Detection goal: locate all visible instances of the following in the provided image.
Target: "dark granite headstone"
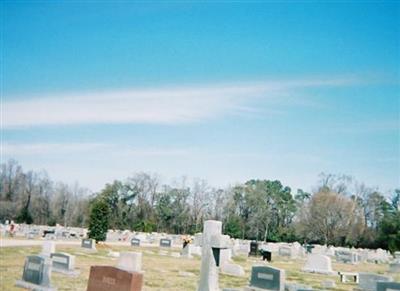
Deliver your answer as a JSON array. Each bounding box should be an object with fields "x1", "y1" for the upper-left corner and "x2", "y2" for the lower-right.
[
  {"x1": 16, "y1": 255, "x2": 54, "y2": 290},
  {"x1": 131, "y1": 238, "x2": 140, "y2": 247},
  {"x1": 23, "y1": 256, "x2": 46, "y2": 285},
  {"x1": 159, "y1": 238, "x2": 172, "y2": 248},
  {"x1": 42, "y1": 230, "x2": 55, "y2": 238},
  {"x1": 249, "y1": 265, "x2": 285, "y2": 291},
  {"x1": 261, "y1": 250, "x2": 272, "y2": 262},
  {"x1": 86, "y1": 266, "x2": 143, "y2": 291},
  {"x1": 82, "y1": 238, "x2": 95, "y2": 249},
  {"x1": 305, "y1": 245, "x2": 314, "y2": 254},
  {"x1": 249, "y1": 241, "x2": 259, "y2": 256},
  {"x1": 377, "y1": 281, "x2": 400, "y2": 291}
]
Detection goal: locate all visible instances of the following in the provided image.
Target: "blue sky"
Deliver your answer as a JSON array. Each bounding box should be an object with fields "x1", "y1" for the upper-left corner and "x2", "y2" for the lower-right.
[{"x1": 2, "y1": 2, "x2": 399, "y2": 194}]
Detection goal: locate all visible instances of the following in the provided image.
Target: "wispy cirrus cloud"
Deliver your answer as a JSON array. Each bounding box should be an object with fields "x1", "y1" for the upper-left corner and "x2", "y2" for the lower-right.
[
  {"x1": 2, "y1": 142, "x2": 192, "y2": 157},
  {"x1": 2, "y1": 143, "x2": 107, "y2": 156},
  {"x1": 3, "y1": 76, "x2": 362, "y2": 128}
]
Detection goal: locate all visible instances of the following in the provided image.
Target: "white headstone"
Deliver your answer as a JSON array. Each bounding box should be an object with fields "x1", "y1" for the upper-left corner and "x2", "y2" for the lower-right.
[
  {"x1": 41, "y1": 241, "x2": 55, "y2": 257},
  {"x1": 219, "y1": 249, "x2": 232, "y2": 265},
  {"x1": 116, "y1": 252, "x2": 142, "y2": 273},
  {"x1": 302, "y1": 254, "x2": 335, "y2": 275},
  {"x1": 221, "y1": 263, "x2": 245, "y2": 277},
  {"x1": 194, "y1": 233, "x2": 203, "y2": 246}
]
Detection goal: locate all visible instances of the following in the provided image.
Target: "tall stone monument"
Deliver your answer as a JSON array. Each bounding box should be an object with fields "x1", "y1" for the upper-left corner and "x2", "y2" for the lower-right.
[{"x1": 197, "y1": 220, "x2": 230, "y2": 291}]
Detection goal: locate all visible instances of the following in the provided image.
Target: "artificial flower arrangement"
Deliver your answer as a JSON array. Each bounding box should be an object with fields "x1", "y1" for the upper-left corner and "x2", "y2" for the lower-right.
[{"x1": 182, "y1": 236, "x2": 193, "y2": 248}]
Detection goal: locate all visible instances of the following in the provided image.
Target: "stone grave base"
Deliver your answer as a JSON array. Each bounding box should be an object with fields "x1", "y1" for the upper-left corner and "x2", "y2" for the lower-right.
[
  {"x1": 52, "y1": 267, "x2": 80, "y2": 277},
  {"x1": 302, "y1": 268, "x2": 336, "y2": 275},
  {"x1": 15, "y1": 280, "x2": 57, "y2": 291}
]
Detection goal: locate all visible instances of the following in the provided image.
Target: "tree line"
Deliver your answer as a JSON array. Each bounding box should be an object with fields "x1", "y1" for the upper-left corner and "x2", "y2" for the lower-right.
[{"x1": 1, "y1": 159, "x2": 399, "y2": 252}]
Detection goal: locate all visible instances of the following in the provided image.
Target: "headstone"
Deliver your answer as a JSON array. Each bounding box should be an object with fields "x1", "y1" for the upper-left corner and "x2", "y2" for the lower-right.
[
  {"x1": 278, "y1": 246, "x2": 292, "y2": 258},
  {"x1": 81, "y1": 238, "x2": 96, "y2": 250},
  {"x1": 302, "y1": 254, "x2": 335, "y2": 275},
  {"x1": 182, "y1": 244, "x2": 202, "y2": 258},
  {"x1": 197, "y1": 220, "x2": 230, "y2": 291},
  {"x1": 45, "y1": 233, "x2": 56, "y2": 240},
  {"x1": 336, "y1": 250, "x2": 358, "y2": 264},
  {"x1": 357, "y1": 273, "x2": 393, "y2": 291},
  {"x1": 249, "y1": 241, "x2": 259, "y2": 257},
  {"x1": 159, "y1": 238, "x2": 172, "y2": 248},
  {"x1": 389, "y1": 262, "x2": 400, "y2": 273},
  {"x1": 117, "y1": 252, "x2": 142, "y2": 273},
  {"x1": 182, "y1": 244, "x2": 193, "y2": 258},
  {"x1": 131, "y1": 238, "x2": 140, "y2": 247},
  {"x1": 367, "y1": 249, "x2": 391, "y2": 263},
  {"x1": 376, "y1": 282, "x2": 400, "y2": 291},
  {"x1": 86, "y1": 266, "x2": 143, "y2": 291},
  {"x1": 290, "y1": 242, "x2": 304, "y2": 258},
  {"x1": 304, "y1": 245, "x2": 314, "y2": 254},
  {"x1": 219, "y1": 249, "x2": 232, "y2": 265},
  {"x1": 15, "y1": 255, "x2": 55, "y2": 291},
  {"x1": 43, "y1": 230, "x2": 55, "y2": 238},
  {"x1": 261, "y1": 250, "x2": 272, "y2": 262},
  {"x1": 221, "y1": 263, "x2": 245, "y2": 277},
  {"x1": 41, "y1": 241, "x2": 56, "y2": 257},
  {"x1": 50, "y1": 252, "x2": 79, "y2": 276},
  {"x1": 194, "y1": 233, "x2": 203, "y2": 246},
  {"x1": 26, "y1": 231, "x2": 35, "y2": 239},
  {"x1": 244, "y1": 265, "x2": 285, "y2": 291},
  {"x1": 339, "y1": 271, "x2": 359, "y2": 283}
]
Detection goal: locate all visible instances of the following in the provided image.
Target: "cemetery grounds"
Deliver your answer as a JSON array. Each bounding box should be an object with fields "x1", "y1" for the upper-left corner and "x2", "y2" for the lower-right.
[{"x1": 0, "y1": 238, "x2": 399, "y2": 291}]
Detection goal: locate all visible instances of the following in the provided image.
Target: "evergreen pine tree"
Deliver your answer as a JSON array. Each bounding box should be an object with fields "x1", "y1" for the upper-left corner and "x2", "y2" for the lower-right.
[{"x1": 88, "y1": 197, "x2": 110, "y2": 242}]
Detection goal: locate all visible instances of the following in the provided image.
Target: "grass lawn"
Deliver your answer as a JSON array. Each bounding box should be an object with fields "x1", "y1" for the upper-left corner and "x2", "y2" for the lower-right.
[{"x1": 0, "y1": 243, "x2": 398, "y2": 290}]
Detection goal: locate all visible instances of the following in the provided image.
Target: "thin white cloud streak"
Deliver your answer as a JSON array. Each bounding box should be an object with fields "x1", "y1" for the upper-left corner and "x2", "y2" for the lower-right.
[
  {"x1": 2, "y1": 143, "x2": 107, "y2": 156},
  {"x1": 2, "y1": 142, "x2": 192, "y2": 157},
  {"x1": 3, "y1": 142, "x2": 326, "y2": 165},
  {"x1": 3, "y1": 77, "x2": 361, "y2": 128}
]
